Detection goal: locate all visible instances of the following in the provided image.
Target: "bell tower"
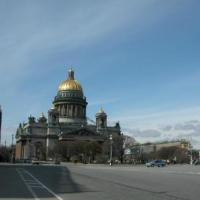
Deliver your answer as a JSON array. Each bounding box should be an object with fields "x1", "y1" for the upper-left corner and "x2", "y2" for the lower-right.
[{"x1": 96, "y1": 107, "x2": 107, "y2": 130}]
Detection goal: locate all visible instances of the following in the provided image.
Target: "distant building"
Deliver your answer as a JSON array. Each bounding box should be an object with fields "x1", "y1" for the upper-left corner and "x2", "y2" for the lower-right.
[
  {"x1": 0, "y1": 105, "x2": 2, "y2": 145},
  {"x1": 124, "y1": 140, "x2": 190, "y2": 163},
  {"x1": 15, "y1": 68, "x2": 121, "y2": 160},
  {"x1": 141, "y1": 140, "x2": 190, "y2": 154}
]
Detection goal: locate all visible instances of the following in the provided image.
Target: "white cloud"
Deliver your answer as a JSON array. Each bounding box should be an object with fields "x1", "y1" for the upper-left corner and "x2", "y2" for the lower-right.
[
  {"x1": 123, "y1": 128, "x2": 161, "y2": 138},
  {"x1": 113, "y1": 106, "x2": 200, "y2": 127},
  {"x1": 111, "y1": 107, "x2": 200, "y2": 148}
]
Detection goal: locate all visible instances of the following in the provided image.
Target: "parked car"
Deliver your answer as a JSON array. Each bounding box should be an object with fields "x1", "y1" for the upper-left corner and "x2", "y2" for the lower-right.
[
  {"x1": 194, "y1": 160, "x2": 200, "y2": 165},
  {"x1": 146, "y1": 160, "x2": 166, "y2": 167},
  {"x1": 31, "y1": 159, "x2": 40, "y2": 165}
]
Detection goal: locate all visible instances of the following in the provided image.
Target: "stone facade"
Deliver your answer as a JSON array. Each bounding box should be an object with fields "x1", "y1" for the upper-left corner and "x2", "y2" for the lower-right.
[{"x1": 15, "y1": 68, "x2": 121, "y2": 160}]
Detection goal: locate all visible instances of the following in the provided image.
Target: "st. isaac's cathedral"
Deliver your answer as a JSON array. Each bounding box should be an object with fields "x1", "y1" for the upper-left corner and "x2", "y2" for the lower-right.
[{"x1": 15, "y1": 68, "x2": 121, "y2": 160}]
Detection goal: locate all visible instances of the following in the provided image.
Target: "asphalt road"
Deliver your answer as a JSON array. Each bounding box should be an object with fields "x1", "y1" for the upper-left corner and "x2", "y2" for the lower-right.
[{"x1": 0, "y1": 163, "x2": 200, "y2": 200}]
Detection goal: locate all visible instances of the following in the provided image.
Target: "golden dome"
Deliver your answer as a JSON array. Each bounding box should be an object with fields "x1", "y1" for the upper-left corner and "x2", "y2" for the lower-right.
[
  {"x1": 58, "y1": 68, "x2": 83, "y2": 92},
  {"x1": 58, "y1": 79, "x2": 83, "y2": 91}
]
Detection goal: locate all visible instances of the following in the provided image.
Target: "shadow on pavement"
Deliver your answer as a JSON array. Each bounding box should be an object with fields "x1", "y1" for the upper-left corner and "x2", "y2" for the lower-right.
[{"x1": 0, "y1": 164, "x2": 90, "y2": 199}]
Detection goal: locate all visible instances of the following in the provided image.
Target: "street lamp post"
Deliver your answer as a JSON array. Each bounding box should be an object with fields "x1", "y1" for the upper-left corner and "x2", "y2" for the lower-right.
[
  {"x1": 190, "y1": 147, "x2": 193, "y2": 165},
  {"x1": 11, "y1": 134, "x2": 15, "y2": 163},
  {"x1": 109, "y1": 134, "x2": 113, "y2": 166},
  {"x1": 188, "y1": 137, "x2": 193, "y2": 165},
  {"x1": 11, "y1": 134, "x2": 14, "y2": 147}
]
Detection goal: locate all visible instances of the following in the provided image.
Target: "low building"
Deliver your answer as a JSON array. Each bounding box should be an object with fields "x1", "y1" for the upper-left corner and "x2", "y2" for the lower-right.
[{"x1": 124, "y1": 140, "x2": 190, "y2": 163}]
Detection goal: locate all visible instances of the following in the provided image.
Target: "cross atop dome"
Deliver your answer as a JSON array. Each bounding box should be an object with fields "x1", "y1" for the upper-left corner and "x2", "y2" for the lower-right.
[{"x1": 68, "y1": 67, "x2": 74, "y2": 80}]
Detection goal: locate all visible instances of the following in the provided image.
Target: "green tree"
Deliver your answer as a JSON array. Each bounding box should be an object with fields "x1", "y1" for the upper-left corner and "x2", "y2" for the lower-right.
[{"x1": 0, "y1": 146, "x2": 12, "y2": 162}]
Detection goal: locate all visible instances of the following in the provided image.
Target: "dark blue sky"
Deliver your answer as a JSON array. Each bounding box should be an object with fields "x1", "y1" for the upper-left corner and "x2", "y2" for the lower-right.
[{"x1": 0, "y1": 0, "x2": 200, "y2": 146}]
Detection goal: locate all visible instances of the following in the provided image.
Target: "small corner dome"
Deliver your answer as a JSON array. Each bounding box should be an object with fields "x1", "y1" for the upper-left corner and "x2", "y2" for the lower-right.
[
  {"x1": 38, "y1": 113, "x2": 47, "y2": 123},
  {"x1": 39, "y1": 113, "x2": 46, "y2": 119},
  {"x1": 96, "y1": 107, "x2": 107, "y2": 117}
]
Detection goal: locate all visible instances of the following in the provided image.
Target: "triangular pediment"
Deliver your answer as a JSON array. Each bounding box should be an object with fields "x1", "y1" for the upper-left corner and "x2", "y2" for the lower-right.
[{"x1": 59, "y1": 127, "x2": 105, "y2": 142}]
